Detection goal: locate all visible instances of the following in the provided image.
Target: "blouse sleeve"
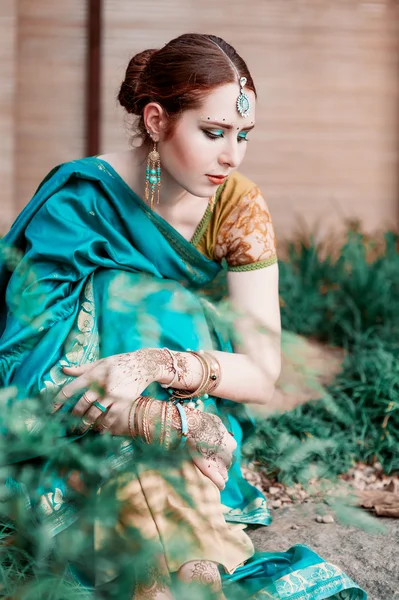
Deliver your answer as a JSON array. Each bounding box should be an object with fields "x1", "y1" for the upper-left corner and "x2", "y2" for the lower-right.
[{"x1": 213, "y1": 186, "x2": 277, "y2": 271}]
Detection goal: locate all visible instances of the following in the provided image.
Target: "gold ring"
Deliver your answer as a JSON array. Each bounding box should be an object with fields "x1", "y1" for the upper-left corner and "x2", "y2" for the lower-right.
[
  {"x1": 96, "y1": 423, "x2": 109, "y2": 433},
  {"x1": 83, "y1": 393, "x2": 92, "y2": 405},
  {"x1": 61, "y1": 389, "x2": 69, "y2": 399},
  {"x1": 82, "y1": 419, "x2": 92, "y2": 428}
]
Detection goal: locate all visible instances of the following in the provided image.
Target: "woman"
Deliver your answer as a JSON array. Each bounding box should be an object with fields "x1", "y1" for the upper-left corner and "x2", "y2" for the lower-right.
[{"x1": 0, "y1": 33, "x2": 366, "y2": 599}]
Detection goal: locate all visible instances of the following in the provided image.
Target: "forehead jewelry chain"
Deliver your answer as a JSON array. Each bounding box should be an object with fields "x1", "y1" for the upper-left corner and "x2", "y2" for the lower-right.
[{"x1": 207, "y1": 38, "x2": 251, "y2": 118}]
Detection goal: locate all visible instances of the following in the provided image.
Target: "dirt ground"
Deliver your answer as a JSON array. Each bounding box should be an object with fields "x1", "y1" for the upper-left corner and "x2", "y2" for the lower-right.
[
  {"x1": 253, "y1": 332, "x2": 345, "y2": 415},
  {"x1": 247, "y1": 504, "x2": 398, "y2": 600},
  {"x1": 246, "y1": 334, "x2": 398, "y2": 600}
]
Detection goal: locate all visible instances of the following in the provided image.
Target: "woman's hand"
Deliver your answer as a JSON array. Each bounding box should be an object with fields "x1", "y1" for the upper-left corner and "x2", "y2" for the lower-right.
[
  {"x1": 54, "y1": 349, "x2": 166, "y2": 432},
  {"x1": 185, "y1": 408, "x2": 237, "y2": 491},
  {"x1": 121, "y1": 399, "x2": 236, "y2": 491}
]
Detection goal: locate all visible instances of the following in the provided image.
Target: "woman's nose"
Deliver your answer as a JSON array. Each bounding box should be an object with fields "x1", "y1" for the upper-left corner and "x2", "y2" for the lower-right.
[{"x1": 219, "y1": 142, "x2": 241, "y2": 169}]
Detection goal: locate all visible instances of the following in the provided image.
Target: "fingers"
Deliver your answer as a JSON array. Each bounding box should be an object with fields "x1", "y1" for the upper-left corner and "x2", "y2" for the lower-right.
[
  {"x1": 94, "y1": 402, "x2": 131, "y2": 436},
  {"x1": 55, "y1": 363, "x2": 108, "y2": 407},
  {"x1": 216, "y1": 443, "x2": 234, "y2": 470},
  {"x1": 71, "y1": 389, "x2": 109, "y2": 418},
  {"x1": 93, "y1": 399, "x2": 131, "y2": 434},
  {"x1": 78, "y1": 408, "x2": 109, "y2": 433},
  {"x1": 214, "y1": 457, "x2": 229, "y2": 482},
  {"x1": 62, "y1": 364, "x2": 93, "y2": 375},
  {"x1": 192, "y1": 455, "x2": 226, "y2": 491},
  {"x1": 53, "y1": 376, "x2": 93, "y2": 409},
  {"x1": 225, "y1": 431, "x2": 237, "y2": 454},
  {"x1": 188, "y1": 428, "x2": 234, "y2": 472}
]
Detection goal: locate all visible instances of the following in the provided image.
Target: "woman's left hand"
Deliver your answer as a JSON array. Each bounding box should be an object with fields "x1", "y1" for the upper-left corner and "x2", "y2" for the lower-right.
[{"x1": 54, "y1": 349, "x2": 166, "y2": 433}]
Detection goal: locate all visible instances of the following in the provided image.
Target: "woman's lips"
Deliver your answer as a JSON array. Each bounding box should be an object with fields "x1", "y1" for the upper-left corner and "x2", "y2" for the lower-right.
[{"x1": 206, "y1": 175, "x2": 227, "y2": 185}]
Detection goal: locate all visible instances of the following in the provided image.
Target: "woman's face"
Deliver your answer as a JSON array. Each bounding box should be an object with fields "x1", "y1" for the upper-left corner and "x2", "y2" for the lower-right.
[{"x1": 158, "y1": 83, "x2": 256, "y2": 198}]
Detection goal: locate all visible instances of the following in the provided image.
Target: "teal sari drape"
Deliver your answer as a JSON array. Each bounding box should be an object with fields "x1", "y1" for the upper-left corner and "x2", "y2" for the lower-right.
[{"x1": 0, "y1": 157, "x2": 366, "y2": 599}]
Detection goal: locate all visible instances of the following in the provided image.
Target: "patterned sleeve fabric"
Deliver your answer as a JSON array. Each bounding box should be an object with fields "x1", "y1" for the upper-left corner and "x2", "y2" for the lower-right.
[{"x1": 214, "y1": 184, "x2": 277, "y2": 272}]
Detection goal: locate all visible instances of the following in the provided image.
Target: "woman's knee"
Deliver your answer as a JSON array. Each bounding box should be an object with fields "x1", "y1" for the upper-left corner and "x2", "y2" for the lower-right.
[{"x1": 177, "y1": 560, "x2": 222, "y2": 591}]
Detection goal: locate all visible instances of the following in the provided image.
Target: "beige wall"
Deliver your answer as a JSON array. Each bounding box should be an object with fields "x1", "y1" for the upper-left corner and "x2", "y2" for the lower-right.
[
  {"x1": 0, "y1": 0, "x2": 86, "y2": 223},
  {"x1": 102, "y1": 0, "x2": 399, "y2": 239},
  {"x1": 0, "y1": 0, "x2": 17, "y2": 230},
  {"x1": 15, "y1": 0, "x2": 87, "y2": 211},
  {"x1": 1, "y1": 1, "x2": 399, "y2": 239}
]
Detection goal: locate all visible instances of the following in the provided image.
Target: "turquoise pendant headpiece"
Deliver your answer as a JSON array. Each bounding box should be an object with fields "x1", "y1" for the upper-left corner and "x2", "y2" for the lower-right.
[{"x1": 237, "y1": 76, "x2": 251, "y2": 118}]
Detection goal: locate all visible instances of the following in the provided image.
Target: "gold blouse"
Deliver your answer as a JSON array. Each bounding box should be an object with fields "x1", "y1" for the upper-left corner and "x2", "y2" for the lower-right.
[{"x1": 193, "y1": 171, "x2": 277, "y2": 271}]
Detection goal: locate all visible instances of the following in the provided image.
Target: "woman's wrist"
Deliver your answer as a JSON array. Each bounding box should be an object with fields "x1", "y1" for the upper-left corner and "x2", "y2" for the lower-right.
[
  {"x1": 140, "y1": 396, "x2": 188, "y2": 449},
  {"x1": 132, "y1": 348, "x2": 174, "y2": 385},
  {"x1": 153, "y1": 349, "x2": 203, "y2": 390}
]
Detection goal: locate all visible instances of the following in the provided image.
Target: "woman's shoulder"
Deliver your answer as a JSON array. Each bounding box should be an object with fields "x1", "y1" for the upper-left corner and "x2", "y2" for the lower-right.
[
  {"x1": 214, "y1": 170, "x2": 261, "y2": 219},
  {"x1": 33, "y1": 156, "x2": 113, "y2": 197},
  {"x1": 220, "y1": 170, "x2": 258, "y2": 200},
  {"x1": 44, "y1": 155, "x2": 117, "y2": 179},
  {"x1": 36, "y1": 156, "x2": 94, "y2": 183},
  {"x1": 22, "y1": 156, "x2": 115, "y2": 225}
]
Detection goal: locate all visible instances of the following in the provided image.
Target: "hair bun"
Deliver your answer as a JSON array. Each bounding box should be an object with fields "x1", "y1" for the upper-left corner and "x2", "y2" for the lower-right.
[{"x1": 117, "y1": 49, "x2": 157, "y2": 115}]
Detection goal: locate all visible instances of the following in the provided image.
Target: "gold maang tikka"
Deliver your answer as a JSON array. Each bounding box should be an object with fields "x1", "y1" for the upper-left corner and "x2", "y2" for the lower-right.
[
  {"x1": 207, "y1": 37, "x2": 251, "y2": 118},
  {"x1": 145, "y1": 140, "x2": 161, "y2": 209}
]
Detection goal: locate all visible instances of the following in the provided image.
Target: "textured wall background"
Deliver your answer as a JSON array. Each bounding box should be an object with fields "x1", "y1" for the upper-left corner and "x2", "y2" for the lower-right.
[
  {"x1": 102, "y1": 0, "x2": 399, "y2": 239},
  {"x1": 0, "y1": 0, "x2": 17, "y2": 230},
  {"x1": 14, "y1": 0, "x2": 87, "y2": 212},
  {"x1": 2, "y1": 1, "x2": 399, "y2": 239}
]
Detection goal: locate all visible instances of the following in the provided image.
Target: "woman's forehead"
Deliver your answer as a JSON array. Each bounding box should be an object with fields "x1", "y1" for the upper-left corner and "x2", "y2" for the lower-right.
[{"x1": 195, "y1": 84, "x2": 256, "y2": 125}]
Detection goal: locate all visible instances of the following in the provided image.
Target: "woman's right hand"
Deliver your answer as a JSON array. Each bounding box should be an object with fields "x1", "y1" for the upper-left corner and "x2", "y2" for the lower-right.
[
  {"x1": 184, "y1": 408, "x2": 237, "y2": 491},
  {"x1": 145, "y1": 401, "x2": 236, "y2": 490},
  {"x1": 93, "y1": 398, "x2": 236, "y2": 491}
]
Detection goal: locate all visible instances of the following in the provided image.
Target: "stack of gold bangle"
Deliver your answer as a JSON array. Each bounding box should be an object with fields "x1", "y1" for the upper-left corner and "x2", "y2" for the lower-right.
[
  {"x1": 128, "y1": 395, "x2": 188, "y2": 451},
  {"x1": 170, "y1": 350, "x2": 222, "y2": 403}
]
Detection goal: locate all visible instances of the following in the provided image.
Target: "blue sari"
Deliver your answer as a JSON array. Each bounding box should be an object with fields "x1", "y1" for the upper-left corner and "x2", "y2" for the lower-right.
[{"x1": 0, "y1": 157, "x2": 366, "y2": 599}]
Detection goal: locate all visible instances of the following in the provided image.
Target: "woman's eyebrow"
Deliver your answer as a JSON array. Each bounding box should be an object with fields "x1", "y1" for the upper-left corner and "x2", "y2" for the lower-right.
[{"x1": 200, "y1": 120, "x2": 255, "y2": 132}]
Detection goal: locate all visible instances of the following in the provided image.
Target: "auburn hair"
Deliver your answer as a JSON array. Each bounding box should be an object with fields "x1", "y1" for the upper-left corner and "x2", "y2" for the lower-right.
[{"x1": 117, "y1": 33, "x2": 256, "y2": 144}]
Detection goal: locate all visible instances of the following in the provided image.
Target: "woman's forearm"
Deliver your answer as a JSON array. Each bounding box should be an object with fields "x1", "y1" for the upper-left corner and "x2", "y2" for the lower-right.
[
  {"x1": 210, "y1": 350, "x2": 280, "y2": 404},
  {"x1": 155, "y1": 347, "x2": 281, "y2": 405}
]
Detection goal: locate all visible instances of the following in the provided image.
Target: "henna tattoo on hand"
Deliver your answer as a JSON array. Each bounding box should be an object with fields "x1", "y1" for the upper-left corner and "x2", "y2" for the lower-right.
[
  {"x1": 185, "y1": 409, "x2": 225, "y2": 460},
  {"x1": 174, "y1": 352, "x2": 192, "y2": 387},
  {"x1": 131, "y1": 398, "x2": 233, "y2": 467},
  {"x1": 102, "y1": 349, "x2": 168, "y2": 398},
  {"x1": 179, "y1": 560, "x2": 222, "y2": 593},
  {"x1": 113, "y1": 349, "x2": 163, "y2": 388},
  {"x1": 158, "y1": 349, "x2": 192, "y2": 388}
]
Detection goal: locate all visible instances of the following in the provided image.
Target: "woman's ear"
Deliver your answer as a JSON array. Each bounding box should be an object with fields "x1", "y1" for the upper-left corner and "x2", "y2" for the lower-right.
[{"x1": 143, "y1": 102, "x2": 168, "y2": 142}]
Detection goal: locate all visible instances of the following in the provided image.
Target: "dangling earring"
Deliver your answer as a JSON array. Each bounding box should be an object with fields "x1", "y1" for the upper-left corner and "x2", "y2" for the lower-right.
[{"x1": 145, "y1": 140, "x2": 161, "y2": 210}]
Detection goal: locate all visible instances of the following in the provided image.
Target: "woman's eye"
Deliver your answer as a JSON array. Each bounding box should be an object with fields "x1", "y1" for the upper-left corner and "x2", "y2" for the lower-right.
[
  {"x1": 203, "y1": 130, "x2": 250, "y2": 142},
  {"x1": 238, "y1": 131, "x2": 249, "y2": 142},
  {"x1": 203, "y1": 130, "x2": 224, "y2": 140}
]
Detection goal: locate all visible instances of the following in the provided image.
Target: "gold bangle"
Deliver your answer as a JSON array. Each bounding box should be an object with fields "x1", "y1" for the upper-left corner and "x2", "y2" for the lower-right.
[
  {"x1": 194, "y1": 351, "x2": 212, "y2": 396},
  {"x1": 128, "y1": 397, "x2": 141, "y2": 438},
  {"x1": 164, "y1": 400, "x2": 173, "y2": 451},
  {"x1": 171, "y1": 351, "x2": 208, "y2": 400},
  {"x1": 135, "y1": 396, "x2": 147, "y2": 440},
  {"x1": 160, "y1": 400, "x2": 167, "y2": 446},
  {"x1": 184, "y1": 351, "x2": 210, "y2": 398},
  {"x1": 202, "y1": 351, "x2": 222, "y2": 395},
  {"x1": 142, "y1": 398, "x2": 154, "y2": 444},
  {"x1": 171, "y1": 351, "x2": 221, "y2": 401}
]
